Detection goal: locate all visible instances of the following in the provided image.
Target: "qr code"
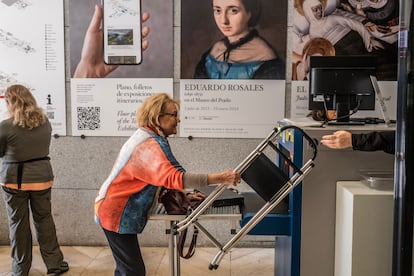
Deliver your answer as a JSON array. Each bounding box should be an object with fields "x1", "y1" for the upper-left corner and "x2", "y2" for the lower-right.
[
  {"x1": 47, "y1": 112, "x2": 54, "y2": 119},
  {"x1": 77, "y1": 106, "x2": 101, "y2": 130}
]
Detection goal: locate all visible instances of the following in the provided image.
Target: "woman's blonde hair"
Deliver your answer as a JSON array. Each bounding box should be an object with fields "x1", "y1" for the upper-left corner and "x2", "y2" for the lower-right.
[
  {"x1": 5, "y1": 84, "x2": 47, "y2": 129},
  {"x1": 137, "y1": 93, "x2": 179, "y2": 133}
]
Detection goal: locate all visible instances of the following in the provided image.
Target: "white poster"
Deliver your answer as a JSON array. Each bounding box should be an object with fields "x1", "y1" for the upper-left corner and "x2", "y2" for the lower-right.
[
  {"x1": 69, "y1": 0, "x2": 173, "y2": 136},
  {"x1": 71, "y1": 78, "x2": 173, "y2": 136},
  {"x1": 180, "y1": 79, "x2": 285, "y2": 138},
  {"x1": 290, "y1": 81, "x2": 397, "y2": 120},
  {"x1": 179, "y1": 0, "x2": 287, "y2": 139},
  {"x1": 0, "y1": 0, "x2": 66, "y2": 135}
]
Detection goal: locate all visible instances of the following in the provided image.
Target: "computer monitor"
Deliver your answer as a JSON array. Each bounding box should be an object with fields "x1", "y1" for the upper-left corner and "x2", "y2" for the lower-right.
[{"x1": 308, "y1": 55, "x2": 377, "y2": 123}]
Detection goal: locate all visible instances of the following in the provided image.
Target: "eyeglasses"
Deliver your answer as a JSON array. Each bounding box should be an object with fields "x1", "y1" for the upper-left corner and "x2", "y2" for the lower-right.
[{"x1": 162, "y1": 112, "x2": 179, "y2": 118}]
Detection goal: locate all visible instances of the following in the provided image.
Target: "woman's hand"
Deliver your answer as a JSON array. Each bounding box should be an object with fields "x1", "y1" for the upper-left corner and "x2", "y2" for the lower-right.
[
  {"x1": 208, "y1": 170, "x2": 241, "y2": 186},
  {"x1": 187, "y1": 191, "x2": 206, "y2": 201}
]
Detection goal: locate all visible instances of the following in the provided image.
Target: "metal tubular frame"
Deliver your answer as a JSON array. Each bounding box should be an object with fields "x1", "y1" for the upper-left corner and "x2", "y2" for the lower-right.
[{"x1": 173, "y1": 125, "x2": 318, "y2": 271}]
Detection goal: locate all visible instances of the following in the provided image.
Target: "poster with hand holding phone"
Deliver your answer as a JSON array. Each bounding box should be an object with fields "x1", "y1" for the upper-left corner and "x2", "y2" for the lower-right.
[
  {"x1": 102, "y1": 0, "x2": 142, "y2": 65},
  {"x1": 69, "y1": 0, "x2": 173, "y2": 136}
]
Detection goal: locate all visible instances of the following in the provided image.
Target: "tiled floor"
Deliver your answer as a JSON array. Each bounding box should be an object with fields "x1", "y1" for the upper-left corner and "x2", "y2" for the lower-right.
[{"x1": 0, "y1": 246, "x2": 274, "y2": 276}]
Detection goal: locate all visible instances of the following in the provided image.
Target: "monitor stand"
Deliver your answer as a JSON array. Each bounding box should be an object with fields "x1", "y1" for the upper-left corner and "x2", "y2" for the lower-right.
[{"x1": 328, "y1": 102, "x2": 365, "y2": 125}]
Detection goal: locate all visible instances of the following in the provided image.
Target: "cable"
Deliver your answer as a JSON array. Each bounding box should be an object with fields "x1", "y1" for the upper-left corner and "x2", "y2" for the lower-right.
[{"x1": 321, "y1": 96, "x2": 362, "y2": 126}]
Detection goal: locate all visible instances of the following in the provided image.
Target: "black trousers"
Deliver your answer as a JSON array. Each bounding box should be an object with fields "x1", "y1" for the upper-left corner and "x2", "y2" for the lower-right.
[{"x1": 103, "y1": 229, "x2": 146, "y2": 276}]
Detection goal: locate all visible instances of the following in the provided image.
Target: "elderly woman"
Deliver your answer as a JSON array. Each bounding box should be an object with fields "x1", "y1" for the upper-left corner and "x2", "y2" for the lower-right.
[
  {"x1": 94, "y1": 93, "x2": 240, "y2": 275},
  {"x1": 193, "y1": 0, "x2": 285, "y2": 79}
]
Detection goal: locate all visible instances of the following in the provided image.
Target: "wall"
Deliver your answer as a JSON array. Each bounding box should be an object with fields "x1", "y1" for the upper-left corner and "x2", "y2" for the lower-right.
[
  {"x1": 0, "y1": 0, "x2": 294, "y2": 247},
  {"x1": 0, "y1": 118, "x2": 278, "y2": 247},
  {"x1": 299, "y1": 126, "x2": 395, "y2": 276}
]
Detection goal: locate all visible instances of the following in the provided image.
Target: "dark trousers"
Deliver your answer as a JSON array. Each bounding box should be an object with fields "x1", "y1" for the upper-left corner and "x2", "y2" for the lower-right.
[
  {"x1": 103, "y1": 229, "x2": 146, "y2": 276},
  {"x1": 1, "y1": 187, "x2": 64, "y2": 276}
]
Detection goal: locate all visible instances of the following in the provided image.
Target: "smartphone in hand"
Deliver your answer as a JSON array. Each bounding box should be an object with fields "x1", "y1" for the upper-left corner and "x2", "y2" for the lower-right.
[{"x1": 102, "y1": 0, "x2": 142, "y2": 65}]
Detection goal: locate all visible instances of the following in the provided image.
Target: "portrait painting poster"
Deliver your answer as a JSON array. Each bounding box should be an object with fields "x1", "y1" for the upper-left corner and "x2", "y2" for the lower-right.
[
  {"x1": 290, "y1": 0, "x2": 399, "y2": 119},
  {"x1": 69, "y1": 0, "x2": 173, "y2": 136},
  {"x1": 180, "y1": 0, "x2": 288, "y2": 138},
  {"x1": 0, "y1": 0, "x2": 66, "y2": 135}
]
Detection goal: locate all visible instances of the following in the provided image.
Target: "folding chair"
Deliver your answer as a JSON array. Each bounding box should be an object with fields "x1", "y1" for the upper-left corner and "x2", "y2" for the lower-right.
[{"x1": 175, "y1": 125, "x2": 318, "y2": 270}]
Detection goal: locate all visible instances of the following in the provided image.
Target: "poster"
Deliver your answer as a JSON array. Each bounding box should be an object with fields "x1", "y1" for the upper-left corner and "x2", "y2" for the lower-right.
[
  {"x1": 180, "y1": 0, "x2": 288, "y2": 138},
  {"x1": 69, "y1": 0, "x2": 173, "y2": 136},
  {"x1": 71, "y1": 78, "x2": 172, "y2": 136},
  {"x1": 0, "y1": 0, "x2": 66, "y2": 135},
  {"x1": 180, "y1": 79, "x2": 285, "y2": 138},
  {"x1": 291, "y1": 0, "x2": 399, "y2": 119},
  {"x1": 291, "y1": 81, "x2": 397, "y2": 120}
]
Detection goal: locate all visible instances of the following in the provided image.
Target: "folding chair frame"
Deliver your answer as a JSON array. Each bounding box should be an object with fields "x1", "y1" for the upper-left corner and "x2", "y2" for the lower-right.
[{"x1": 174, "y1": 125, "x2": 318, "y2": 270}]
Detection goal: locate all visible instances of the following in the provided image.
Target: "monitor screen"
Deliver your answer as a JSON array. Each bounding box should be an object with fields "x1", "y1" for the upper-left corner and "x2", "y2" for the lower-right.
[{"x1": 308, "y1": 55, "x2": 377, "y2": 122}]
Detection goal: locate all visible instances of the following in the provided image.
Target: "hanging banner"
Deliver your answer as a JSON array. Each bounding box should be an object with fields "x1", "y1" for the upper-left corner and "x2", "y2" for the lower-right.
[
  {"x1": 71, "y1": 78, "x2": 172, "y2": 136},
  {"x1": 291, "y1": 0, "x2": 399, "y2": 119},
  {"x1": 0, "y1": 0, "x2": 66, "y2": 135},
  {"x1": 180, "y1": 0, "x2": 288, "y2": 138},
  {"x1": 180, "y1": 79, "x2": 285, "y2": 138},
  {"x1": 69, "y1": 0, "x2": 173, "y2": 136}
]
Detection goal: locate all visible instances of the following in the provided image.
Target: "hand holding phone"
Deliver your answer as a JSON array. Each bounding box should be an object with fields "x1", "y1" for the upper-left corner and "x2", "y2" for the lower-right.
[
  {"x1": 73, "y1": 4, "x2": 150, "y2": 78},
  {"x1": 102, "y1": 0, "x2": 142, "y2": 65}
]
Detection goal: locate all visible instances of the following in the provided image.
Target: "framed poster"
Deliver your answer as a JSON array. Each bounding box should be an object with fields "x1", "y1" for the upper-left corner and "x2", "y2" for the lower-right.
[
  {"x1": 69, "y1": 0, "x2": 173, "y2": 136},
  {"x1": 180, "y1": 0, "x2": 288, "y2": 138},
  {"x1": 0, "y1": 0, "x2": 66, "y2": 135},
  {"x1": 291, "y1": 0, "x2": 399, "y2": 120}
]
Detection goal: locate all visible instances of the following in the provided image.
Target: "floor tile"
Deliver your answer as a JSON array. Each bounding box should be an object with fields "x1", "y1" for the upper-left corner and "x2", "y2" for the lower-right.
[{"x1": 0, "y1": 246, "x2": 274, "y2": 276}]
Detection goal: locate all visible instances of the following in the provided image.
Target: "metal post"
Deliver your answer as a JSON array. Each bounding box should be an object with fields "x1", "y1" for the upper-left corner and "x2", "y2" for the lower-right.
[
  {"x1": 392, "y1": 0, "x2": 414, "y2": 274},
  {"x1": 168, "y1": 220, "x2": 180, "y2": 276}
]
